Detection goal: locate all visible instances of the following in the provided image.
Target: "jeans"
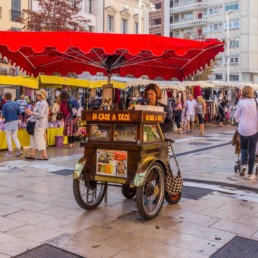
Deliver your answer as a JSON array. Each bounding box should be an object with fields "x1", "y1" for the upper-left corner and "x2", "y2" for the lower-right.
[
  {"x1": 6, "y1": 129, "x2": 21, "y2": 152},
  {"x1": 240, "y1": 132, "x2": 258, "y2": 174}
]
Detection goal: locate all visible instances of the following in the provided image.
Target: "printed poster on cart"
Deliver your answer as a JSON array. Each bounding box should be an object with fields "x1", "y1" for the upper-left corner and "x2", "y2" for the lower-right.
[{"x1": 96, "y1": 149, "x2": 127, "y2": 177}]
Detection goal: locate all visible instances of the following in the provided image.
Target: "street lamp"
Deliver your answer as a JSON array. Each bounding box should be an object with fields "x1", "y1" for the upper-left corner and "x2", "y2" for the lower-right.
[{"x1": 226, "y1": 10, "x2": 232, "y2": 83}]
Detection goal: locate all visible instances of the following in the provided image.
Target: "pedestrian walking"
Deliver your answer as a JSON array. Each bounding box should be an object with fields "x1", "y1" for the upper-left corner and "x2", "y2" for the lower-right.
[
  {"x1": 218, "y1": 96, "x2": 228, "y2": 127},
  {"x1": 2, "y1": 92, "x2": 23, "y2": 157},
  {"x1": 60, "y1": 90, "x2": 79, "y2": 149},
  {"x1": 174, "y1": 98, "x2": 183, "y2": 134},
  {"x1": 25, "y1": 89, "x2": 49, "y2": 160},
  {"x1": 196, "y1": 96, "x2": 206, "y2": 135},
  {"x1": 185, "y1": 94, "x2": 197, "y2": 134},
  {"x1": 16, "y1": 95, "x2": 27, "y2": 123},
  {"x1": 234, "y1": 86, "x2": 258, "y2": 180}
]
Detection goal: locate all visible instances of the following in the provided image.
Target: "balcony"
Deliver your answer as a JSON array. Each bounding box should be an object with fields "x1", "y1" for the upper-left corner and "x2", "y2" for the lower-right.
[
  {"x1": 170, "y1": 18, "x2": 208, "y2": 30},
  {"x1": 170, "y1": 2, "x2": 208, "y2": 14},
  {"x1": 10, "y1": 9, "x2": 22, "y2": 22}
]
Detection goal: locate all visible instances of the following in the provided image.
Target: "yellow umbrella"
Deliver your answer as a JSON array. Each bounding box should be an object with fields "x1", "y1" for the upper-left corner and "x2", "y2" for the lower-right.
[{"x1": 0, "y1": 76, "x2": 39, "y2": 89}]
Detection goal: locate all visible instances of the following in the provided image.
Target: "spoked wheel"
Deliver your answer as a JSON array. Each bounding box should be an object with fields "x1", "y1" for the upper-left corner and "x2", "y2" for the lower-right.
[
  {"x1": 165, "y1": 192, "x2": 182, "y2": 204},
  {"x1": 73, "y1": 178, "x2": 107, "y2": 210},
  {"x1": 122, "y1": 185, "x2": 136, "y2": 199},
  {"x1": 136, "y1": 162, "x2": 165, "y2": 220}
]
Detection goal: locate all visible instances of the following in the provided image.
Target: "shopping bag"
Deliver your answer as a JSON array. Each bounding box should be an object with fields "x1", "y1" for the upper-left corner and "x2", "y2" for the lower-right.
[{"x1": 26, "y1": 120, "x2": 36, "y2": 135}]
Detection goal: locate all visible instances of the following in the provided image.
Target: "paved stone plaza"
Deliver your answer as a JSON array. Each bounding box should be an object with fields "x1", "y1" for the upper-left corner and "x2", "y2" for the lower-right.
[{"x1": 0, "y1": 124, "x2": 258, "y2": 257}]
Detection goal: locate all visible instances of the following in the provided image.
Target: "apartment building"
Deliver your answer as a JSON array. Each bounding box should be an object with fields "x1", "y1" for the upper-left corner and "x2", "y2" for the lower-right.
[
  {"x1": 170, "y1": 0, "x2": 258, "y2": 83},
  {"x1": 0, "y1": 0, "x2": 29, "y2": 31}
]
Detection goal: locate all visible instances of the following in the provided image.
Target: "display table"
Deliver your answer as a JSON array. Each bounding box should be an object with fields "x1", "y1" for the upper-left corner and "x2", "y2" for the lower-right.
[
  {"x1": 0, "y1": 130, "x2": 30, "y2": 150},
  {"x1": 47, "y1": 128, "x2": 67, "y2": 146},
  {"x1": 0, "y1": 128, "x2": 67, "y2": 150}
]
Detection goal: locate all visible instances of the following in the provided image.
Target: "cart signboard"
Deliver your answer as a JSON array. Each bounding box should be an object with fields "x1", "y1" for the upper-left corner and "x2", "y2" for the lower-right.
[
  {"x1": 96, "y1": 149, "x2": 127, "y2": 177},
  {"x1": 84, "y1": 110, "x2": 166, "y2": 123}
]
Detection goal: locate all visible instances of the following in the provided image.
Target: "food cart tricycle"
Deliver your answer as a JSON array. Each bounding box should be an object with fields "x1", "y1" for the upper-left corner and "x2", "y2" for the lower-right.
[{"x1": 73, "y1": 109, "x2": 182, "y2": 220}]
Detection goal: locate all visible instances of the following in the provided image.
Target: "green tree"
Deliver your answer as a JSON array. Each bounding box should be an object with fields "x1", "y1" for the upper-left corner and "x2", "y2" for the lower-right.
[
  {"x1": 20, "y1": 0, "x2": 90, "y2": 31},
  {"x1": 193, "y1": 61, "x2": 215, "y2": 81}
]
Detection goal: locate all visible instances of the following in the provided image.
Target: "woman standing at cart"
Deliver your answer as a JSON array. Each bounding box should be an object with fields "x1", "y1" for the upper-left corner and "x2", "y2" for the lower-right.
[
  {"x1": 143, "y1": 83, "x2": 173, "y2": 133},
  {"x1": 234, "y1": 86, "x2": 258, "y2": 180},
  {"x1": 60, "y1": 90, "x2": 79, "y2": 149}
]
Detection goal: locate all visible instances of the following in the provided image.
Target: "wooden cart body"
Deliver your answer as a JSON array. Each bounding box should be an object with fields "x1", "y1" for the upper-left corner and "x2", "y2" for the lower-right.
[{"x1": 74, "y1": 110, "x2": 168, "y2": 187}]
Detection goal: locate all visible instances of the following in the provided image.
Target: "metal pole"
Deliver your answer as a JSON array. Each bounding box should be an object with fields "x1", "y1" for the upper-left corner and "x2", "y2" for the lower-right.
[
  {"x1": 226, "y1": 11, "x2": 230, "y2": 83},
  {"x1": 138, "y1": 0, "x2": 142, "y2": 34}
]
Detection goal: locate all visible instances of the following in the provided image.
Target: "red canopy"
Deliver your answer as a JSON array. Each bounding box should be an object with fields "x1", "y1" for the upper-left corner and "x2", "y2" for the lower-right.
[{"x1": 0, "y1": 31, "x2": 224, "y2": 81}]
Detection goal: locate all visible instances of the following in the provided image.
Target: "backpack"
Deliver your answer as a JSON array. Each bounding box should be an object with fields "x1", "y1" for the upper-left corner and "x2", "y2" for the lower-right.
[{"x1": 68, "y1": 97, "x2": 79, "y2": 117}]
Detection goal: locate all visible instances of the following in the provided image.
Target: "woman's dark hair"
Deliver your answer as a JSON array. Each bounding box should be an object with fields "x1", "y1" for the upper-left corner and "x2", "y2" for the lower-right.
[
  {"x1": 60, "y1": 90, "x2": 70, "y2": 103},
  {"x1": 4, "y1": 92, "x2": 12, "y2": 100},
  {"x1": 143, "y1": 83, "x2": 162, "y2": 100}
]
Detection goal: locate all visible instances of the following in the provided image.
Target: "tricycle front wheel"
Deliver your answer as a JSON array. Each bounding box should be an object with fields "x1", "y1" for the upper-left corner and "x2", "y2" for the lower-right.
[
  {"x1": 73, "y1": 178, "x2": 107, "y2": 210},
  {"x1": 136, "y1": 162, "x2": 165, "y2": 220}
]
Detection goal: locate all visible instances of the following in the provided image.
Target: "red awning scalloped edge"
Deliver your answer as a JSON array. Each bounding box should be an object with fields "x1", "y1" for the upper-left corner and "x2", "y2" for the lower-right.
[{"x1": 0, "y1": 31, "x2": 224, "y2": 81}]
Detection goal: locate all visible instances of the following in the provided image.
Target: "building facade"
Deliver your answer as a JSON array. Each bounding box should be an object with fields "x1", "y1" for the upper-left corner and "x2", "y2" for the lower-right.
[
  {"x1": 0, "y1": 0, "x2": 29, "y2": 31},
  {"x1": 102, "y1": 0, "x2": 151, "y2": 34},
  {"x1": 170, "y1": 0, "x2": 258, "y2": 83}
]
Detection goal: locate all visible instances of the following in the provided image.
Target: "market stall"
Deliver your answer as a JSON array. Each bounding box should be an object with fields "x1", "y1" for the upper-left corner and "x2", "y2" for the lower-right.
[{"x1": 0, "y1": 31, "x2": 224, "y2": 219}]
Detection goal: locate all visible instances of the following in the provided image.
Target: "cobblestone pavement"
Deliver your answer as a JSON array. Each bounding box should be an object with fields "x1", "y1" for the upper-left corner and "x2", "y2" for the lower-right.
[{"x1": 0, "y1": 124, "x2": 258, "y2": 257}]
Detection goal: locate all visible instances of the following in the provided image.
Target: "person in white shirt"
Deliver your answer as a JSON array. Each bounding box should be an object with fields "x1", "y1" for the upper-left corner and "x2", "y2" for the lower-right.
[
  {"x1": 16, "y1": 95, "x2": 27, "y2": 123},
  {"x1": 234, "y1": 86, "x2": 258, "y2": 180},
  {"x1": 185, "y1": 94, "x2": 197, "y2": 134}
]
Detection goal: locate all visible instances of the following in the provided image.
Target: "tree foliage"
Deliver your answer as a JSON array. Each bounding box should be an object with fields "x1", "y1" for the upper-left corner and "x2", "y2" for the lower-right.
[
  {"x1": 193, "y1": 61, "x2": 215, "y2": 81},
  {"x1": 20, "y1": 0, "x2": 90, "y2": 31}
]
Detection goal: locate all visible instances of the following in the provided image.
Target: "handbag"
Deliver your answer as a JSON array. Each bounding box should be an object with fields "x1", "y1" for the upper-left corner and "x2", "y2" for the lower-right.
[
  {"x1": 26, "y1": 120, "x2": 36, "y2": 135},
  {"x1": 165, "y1": 139, "x2": 183, "y2": 195}
]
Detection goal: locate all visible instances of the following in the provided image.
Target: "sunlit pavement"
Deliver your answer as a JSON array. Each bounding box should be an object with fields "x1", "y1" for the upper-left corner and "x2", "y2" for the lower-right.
[{"x1": 0, "y1": 123, "x2": 258, "y2": 257}]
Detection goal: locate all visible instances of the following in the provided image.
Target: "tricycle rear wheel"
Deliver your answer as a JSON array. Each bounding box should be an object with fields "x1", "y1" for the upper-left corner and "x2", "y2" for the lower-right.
[
  {"x1": 136, "y1": 162, "x2": 165, "y2": 220},
  {"x1": 165, "y1": 192, "x2": 182, "y2": 204},
  {"x1": 73, "y1": 178, "x2": 107, "y2": 210},
  {"x1": 122, "y1": 185, "x2": 136, "y2": 199}
]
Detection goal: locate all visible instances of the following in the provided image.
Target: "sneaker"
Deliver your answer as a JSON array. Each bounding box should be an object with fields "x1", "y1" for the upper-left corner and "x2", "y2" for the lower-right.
[
  {"x1": 248, "y1": 174, "x2": 256, "y2": 180},
  {"x1": 15, "y1": 150, "x2": 23, "y2": 157},
  {"x1": 186, "y1": 130, "x2": 191, "y2": 134},
  {"x1": 240, "y1": 165, "x2": 247, "y2": 177},
  {"x1": 4, "y1": 152, "x2": 13, "y2": 158}
]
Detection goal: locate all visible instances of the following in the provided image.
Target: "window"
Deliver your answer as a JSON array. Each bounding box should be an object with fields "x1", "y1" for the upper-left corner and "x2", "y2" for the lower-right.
[
  {"x1": 230, "y1": 56, "x2": 239, "y2": 64},
  {"x1": 150, "y1": 18, "x2": 162, "y2": 26},
  {"x1": 216, "y1": 57, "x2": 222, "y2": 65},
  {"x1": 135, "y1": 22, "x2": 138, "y2": 34},
  {"x1": 10, "y1": 27, "x2": 21, "y2": 31},
  {"x1": 185, "y1": 0, "x2": 193, "y2": 3},
  {"x1": 121, "y1": 19, "x2": 127, "y2": 34},
  {"x1": 170, "y1": 1, "x2": 173, "y2": 8},
  {"x1": 225, "y1": 3, "x2": 239, "y2": 11},
  {"x1": 89, "y1": 0, "x2": 92, "y2": 13},
  {"x1": 185, "y1": 12, "x2": 193, "y2": 20},
  {"x1": 107, "y1": 15, "x2": 114, "y2": 32},
  {"x1": 215, "y1": 74, "x2": 222, "y2": 80},
  {"x1": 174, "y1": 0, "x2": 179, "y2": 5},
  {"x1": 229, "y1": 19, "x2": 239, "y2": 29},
  {"x1": 230, "y1": 74, "x2": 239, "y2": 81},
  {"x1": 11, "y1": 0, "x2": 21, "y2": 21},
  {"x1": 155, "y1": 3, "x2": 162, "y2": 9},
  {"x1": 213, "y1": 22, "x2": 223, "y2": 31},
  {"x1": 174, "y1": 30, "x2": 179, "y2": 36},
  {"x1": 174, "y1": 15, "x2": 179, "y2": 22},
  {"x1": 229, "y1": 38, "x2": 239, "y2": 47}
]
